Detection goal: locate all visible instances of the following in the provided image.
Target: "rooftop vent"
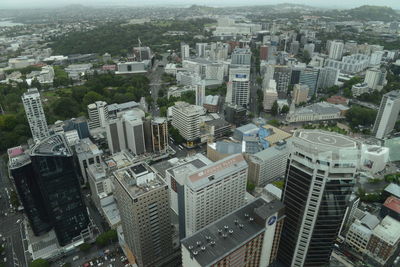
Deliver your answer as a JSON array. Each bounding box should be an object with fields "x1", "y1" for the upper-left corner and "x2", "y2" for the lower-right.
[
  {"x1": 239, "y1": 224, "x2": 244, "y2": 229},
  {"x1": 205, "y1": 236, "x2": 211, "y2": 241},
  {"x1": 244, "y1": 213, "x2": 249, "y2": 218},
  {"x1": 196, "y1": 241, "x2": 202, "y2": 247},
  {"x1": 234, "y1": 219, "x2": 239, "y2": 225},
  {"x1": 193, "y1": 250, "x2": 198, "y2": 256},
  {"x1": 224, "y1": 225, "x2": 229, "y2": 231},
  {"x1": 222, "y1": 233, "x2": 228, "y2": 238},
  {"x1": 210, "y1": 240, "x2": 216, "y2": 246},
  {"x1": 188, "y1": 245, "x2": 194, "y2": 250},
  {"x1": 218, "y1": 229, "x2": 222, "y2": 235},
  {"x1": 201, "y1": 246, "x2": 206, "y2": 251},
  {"x1": 229, "y1": 229, "x2": 234, "y2": 234},
  {"x1": 249, "y1": 217, "x2": 254, "y2": 222}
]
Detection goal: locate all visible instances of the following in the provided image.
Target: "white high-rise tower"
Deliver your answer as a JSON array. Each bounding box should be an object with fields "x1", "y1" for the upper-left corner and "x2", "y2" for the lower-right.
[
  {"x1": 372, "y1": 90, "x2": 400, "y2": 139},
  {"x1": 22, "y1": 88, "x2": 49, "y2": 143}
]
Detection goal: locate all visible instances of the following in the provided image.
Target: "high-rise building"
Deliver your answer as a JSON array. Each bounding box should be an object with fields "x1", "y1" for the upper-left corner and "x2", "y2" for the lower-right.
[
  {"x1": 317, "y1": 67, "x2": 339, "y2": 90},
  {"x1": 227, "y1": 77, "x2": 250, "y2": 107},
  {"x1": 87, "y1": 101, "x2": 109, "y2": 130},
  {"x1": 133, "y1": 46, "x2": 152, "y2": 61},
  {"x1": 369, "y1": 50, "x2": 384, "y2": 66},
  {"x1": 277, "y1": 130, "x2": 361, "y2": 267},
  {"x1": 290, "y1": 41, "x2": 300, "y2": 55},
  {"x1": 304, "y1": 43, "x2": 315, "y2": 56},
  {"x1": 195, "y1": 43, "x2": 207, "y2": 58},
  {"x1": 151, "y1": 117, "x2": 168, "y2": 153},
  {"x1": 364, "y1": 68, "x2": 387, "y2": 91},
  {"x1": 184, "y1": 154, "x2": 248, "y2": 237},
  {"x1": 181, "y1": 43, "x2": 190, "y2": 60},
  {"x1": 22, "y1": 88, "x2": 49, "y2": 143},
  {"x1": 273, "y1": 65, "x2": 292, "y2": 93},
  {"x1": 30, "y1": 134, "x2": 90, "y2": 246},
  {"x1": 8, "y1": 146, "x2": 52, "y2": 236},
  {"x1": 196, "y1": 81, "x2": 206, "y2": 106},
  {"x1": 299, "y1": 67, "x2": 320, "y2": 97},
  {"x1": 181, "y1": 198, "x2": 285, "y2": 267},
  {"x1": 75, "y1": 138, "x2": 103, "y2": 184},
  {"x1": 372, "y1": 90, "x2": 400, "y2": 139},
  {"x1": 246, "y1": 140, "x2": 290, "y2": 187},
  {"x1": 106, "y1": 110, "x2": 146, "y2": 154},
  {"x1": 328, "y1": 40, "x2": 344, "y2": 60},
  {"x1": 292, "y1": 84, "x2": 309, "y2": 105},
  {"x1": 263, "y1": 80, "x2": 278, "y2": 111},
  {"x1": 231, "y1": 48, "x2": 251, "y2": 65},
  {"x1": 171, "y1": 102, "x2": 203, "y2": 142},
  {"x1": 113, "y1": 163, "x2": 173, "y2": 267}
]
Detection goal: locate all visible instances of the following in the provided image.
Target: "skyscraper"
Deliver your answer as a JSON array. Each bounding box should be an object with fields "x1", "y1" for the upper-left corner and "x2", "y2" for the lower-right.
[
  {"x1": 22, "y1": 88, "x2": 49, "y2": 143},
  {"x1": 30, "y1": 134, "x2": 90, "y2": 246},
  {"x1": 328, "y1": 40, "x2": 344, "y2": 60},
  {"x1": 372, "y1": 90, "x2": 400, "y2": 139},
  {"x1": 113, "y1": 163, "x2": 172, "y2": 267},
  {"x1": 196, "y1": 81, "x2": 206, "y2": 106},
  {"x1": 277, "y1": 129, "x2": 361, "y2": 267},
  {"x1": 171, "y1": 101, "x2": 203, "y2": 143},
  {"x1": 151, "y1": 117, "x2": 168, "y2": 153},
  {"x1": 299, "y1": 67, "x2": 320, "y2": 97},
  {"x1": 87, "y1": 101, "x2": 109, "y2": 129},
  {"x1": 227, "y1": 78, "x2": 250, "y2": 107}
]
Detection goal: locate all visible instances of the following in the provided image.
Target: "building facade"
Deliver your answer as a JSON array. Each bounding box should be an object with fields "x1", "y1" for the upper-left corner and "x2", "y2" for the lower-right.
[{"x1": 372, "y1": 90, "x2": 400, "y2": 139}]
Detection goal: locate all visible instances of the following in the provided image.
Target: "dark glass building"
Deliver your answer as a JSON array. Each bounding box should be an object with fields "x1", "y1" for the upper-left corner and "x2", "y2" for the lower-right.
[
  {"x1": 8, "y1": 147, "x2": 52, "y2": 236},
  {"x1": 30, "y1": 134, "x2": 90, "y2": 246},
  {"x1": 277, "y1": 130, "x2": 360, "y2": 267}
]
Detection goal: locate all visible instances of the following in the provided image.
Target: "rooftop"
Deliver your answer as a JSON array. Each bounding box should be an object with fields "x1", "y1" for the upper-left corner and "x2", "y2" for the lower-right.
[
  {"x1": 292, "y1": 102, "x2": 349, "y2": 116},
  {"x1": 107, "y1": 101, "x2": 139, "y2": 113},
  {"x1": 187, "y1": 154, "x2": 247, "y2": 190},
  {"x1": 295, "y1": 129, "x2": 358, "y2": 149},
  {"x1": 114, "y1": 163, "x2": 166, "y2": 199},
  {"x1": 8, "y1": 146, "x2": 31, "y2": 170},
  {"x1": 31, "y1": 134, "x2": 72, "y2": 157},
  {"x1": 373, "y1": 215, "x2": 400, "y2": 245},
  {"x1": 383, "y1": 196, "x2": 400, "y2": 214},
  {"x1": 181, "y1": 198, "x2": 284, "y2": 266},
  {"x1": 75, "y1": 138, "x2": 102, "y2": 157},
  {"x1": 384, "y1": 183, "x2": 400, "y2": 199}
]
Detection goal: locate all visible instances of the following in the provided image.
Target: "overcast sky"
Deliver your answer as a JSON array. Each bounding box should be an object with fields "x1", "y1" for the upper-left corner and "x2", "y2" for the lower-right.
[{"x1": 1, "y1": 0, "x2": 400, "y2": 9}]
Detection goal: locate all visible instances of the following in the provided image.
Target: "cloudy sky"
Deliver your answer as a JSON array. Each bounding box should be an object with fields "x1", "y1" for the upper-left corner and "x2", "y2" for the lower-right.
[{"x1": 1, "y1": 0, "x2": 400, "y2": 9}]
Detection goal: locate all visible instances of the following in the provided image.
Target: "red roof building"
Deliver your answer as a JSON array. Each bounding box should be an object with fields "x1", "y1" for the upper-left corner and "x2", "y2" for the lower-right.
[
  {"x1": 381, "y1": 196, "x2": 400, "y2": 221},
  {"x1": 326, "y1": 95, "x2": 349, "y2": 105}
]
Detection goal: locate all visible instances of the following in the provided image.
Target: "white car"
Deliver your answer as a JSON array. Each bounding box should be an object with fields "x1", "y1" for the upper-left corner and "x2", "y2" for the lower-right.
[{"x1": 16, "y1": 219, "x2": 21, "y2": 224}]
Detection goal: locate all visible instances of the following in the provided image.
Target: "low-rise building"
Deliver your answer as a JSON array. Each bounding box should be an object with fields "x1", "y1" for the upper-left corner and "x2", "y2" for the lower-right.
[
  {"x1": 380, "y1": 196, "x2": 400, "y2": 222},
  {"x1": 286, "y1": 102, "x2": 349, "y2": 123},
  {"x1": 352, "y1": 83, "x2": 370, "y2": 97},
  {"x1": 346, "y1": 213, "x2": 379, "y2": 253}
]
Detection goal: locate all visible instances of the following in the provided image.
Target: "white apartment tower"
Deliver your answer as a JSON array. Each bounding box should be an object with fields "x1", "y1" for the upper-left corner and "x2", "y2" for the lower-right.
[
  {"x1": 184, "y1": 154, "x2": 248, "y2": 237},
  {"x1": 22, "y1": 88, "x2": 49, "y2": 143},
  {"x1": 195, "y1": 43, "x2": 207, "y2": 58},
  {"x1": 328, "y1": 41, "x2": 344, "y2": 60},
  {"x1": 263, "y1": 80, "x2": 278, "y2": 111},
  {"x1": 372, "y1": 90, "x2": 400, "y2": 139},
  {"x1": 88, "y1": 101, "x2": 109, "y2": 129},
  {"x1": 181, "y1": 43, "x2": 190, "y2": 60},
  {"x1": 196, "y1": 81, "x2": 206, "y2": 106}
]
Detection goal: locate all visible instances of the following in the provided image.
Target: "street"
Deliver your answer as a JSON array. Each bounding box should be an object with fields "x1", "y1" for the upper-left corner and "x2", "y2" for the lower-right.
[{"x1": 0, "y1": 158, "x2": 26, "y2": 267}]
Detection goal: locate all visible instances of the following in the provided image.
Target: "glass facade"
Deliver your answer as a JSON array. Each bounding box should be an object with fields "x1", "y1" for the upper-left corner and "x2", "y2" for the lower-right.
[{"x1": 31, "y1": 154, "x2": 89, "y2": 246}]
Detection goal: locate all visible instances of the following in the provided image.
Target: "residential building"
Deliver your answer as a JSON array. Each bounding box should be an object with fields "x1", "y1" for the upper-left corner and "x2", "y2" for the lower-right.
[
  {"x1": 328, "y1": 40, "x2": 344, "y2": 60},
  {"x1": 372, "y1": 90, "x2": 400, "y2": 139},
  {"x1": 88, "y1": 101, "x2": 109, "y2": 130},
  {"x1": 325, "y1": 54, "x2": 370, "y2": 74},
  {"x1": 196, "y1": 43, "x2": 207, "y2": 58},
  {"x1": 246, "y1": 140, "x2": 290, "y2": 187},
  {"x1": 352, "y1": 83, "x2": 370, "y2": 97},
  {"x1": 317, "y1": 67, "x2": 339, "y2": 90},
  {"x1": 364, "y1": 68, "x2": 387, "y2": 91},
  {"x1": 366, "y1": 216, "x2": 400, "y2": 265},
  {"x1": 113, "y1": 163, "x2": 173, "y2": 267},
  {"x1": 292, "y1": 84, "x2": 309, "y2": 105},
  {"x1": 263, "y1": 80, "x2": 278, "y2": 111},
  {"x1": 184, "y1": 154, "x2": 248, "y2": 237},
  {"x1": 277, "y1": 130, "x2": 361, "y2": 267},
  {"x1": 369, "y1": 50, "x2": 384, "y2": 66},
  {"x1": 181, "y1": 198, "x2": 285, "y2": 267},
  {"x1": 181, "y1": 43, "x2": 190, "y2": 60},
  {"x1": 171, "y1": 102, "x2": 203, "y2": 142},
  {"x1": 30, "y1": 134, "x2": 90, "y2": 246},
  {"x1": 22, "y1": 88, "x2": 49, "y2": 143},
  {"x1": 226, "y1": 77, "x2": 250, "y2": 107},
  {"x1": 196, "y1": 81, "x2": 206, "y2": 106},
  {"x1": 105, "y1": 110, "x2": 146, "y2": 154},
  {"x1": 273, "y1": 65, "x2": 292, "y2": 93}
]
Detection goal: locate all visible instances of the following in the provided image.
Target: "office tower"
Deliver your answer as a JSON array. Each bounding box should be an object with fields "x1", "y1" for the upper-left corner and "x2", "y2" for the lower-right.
[
  {"x1": 196, "y1": 81, "x2": 206, "y2": 106},
  {"x1": 299, "y1": 67, "x2": 320, "y2": 97},
  {"x1": 304, "y1": 43, "x2": 315, "y2": 56},
  {"x1": 292, "y1": 84, "x2": 309, "y2": 105},
  {"x1": 290, "y1": 41, "x2": 300, "y2": 55},
  {"x1": 372, "y1": 90, "x2": 400, "y2": 139},
  {"x1": 227, "y1": 77, "x2": 250, "y2": 107},
  {"x1": 113, "y1": 163, "x2": 172, "y2": 267},
  {"x1": 184, "y1": 154, "x2": 248, "y2": 237},
  {"x1": 231, "y1": 48, "x2": 252, "y2": 65},
  {"x1": 290, "y1": 67, "x2": 302, "y2": 85},
  {"x1": 328, "y1": 40, "x2": 344, "y2": 60},
  {"x1": 171, "y1": 101, "x2": 203, "y2": 142},
  {"x1": 87, "y1": 101, "x2": 109, "y2": 129},
  {"x1": 22, "y1": 88, "x2": 49, "y2": 143},
  {"x1": 181, "y1": 198, "x2": 285, "y2": 267},
  {"x1": 317, "y1": 67, "x2": 339, "y2": 90},
  {"x1": 75, "y1": 138, "x2": 103, "y2": 184},
  {"x1": 8, "y1": 146, "x2": 52, "y2": 236},
  {"x1": 151, "y1": 117, "x2": 168, "y2": 153},
  {"x1": 246, "y1": 140, "x2": 290, "y2": 187},
  {"x1": 224, "y1": 103, "x2": 247, "y2": 126},
  {"x1": 263, "y1": 80, "x2": 278, "y2": 111},
  {"x1": 364, "y1": 68, "x2": 387, "y2": 91},
  {"x1": 260, "y1": 45, "x2": 269, "y2": 60},
  {"x1": 277, "y1": 129, "x2": 361, "y2": 267},
  {"x1": 181, "y1": 43, "x2": 190, "y2": 60},
  {"x1": 106, "y1": 110, "x2": 145, "y2": 154},
  {"x1": 30, "y1": 134, "x2": 90, "y2": 246},
  {"x1": 195, "y1": 43, "x2": 207, "y2": 57},
  {"x1": 263, "y1": 64, "x2": 275, "y2": 89},
  {"x1": 273, "y1": 65, "x2": 292, "y2": 93}
]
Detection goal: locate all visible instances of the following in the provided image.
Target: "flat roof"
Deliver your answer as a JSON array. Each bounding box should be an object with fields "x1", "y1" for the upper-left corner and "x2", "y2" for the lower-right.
[
  {"x1": 31, "y1": 134, "x2": 72, "y2": 157},
  {"x1": 383, "y1": 196, "x2": 400, "y2": 214},
  {"x1": 373, "y1": 215, "x2": 400, "y2": 245},
  {"x1": 181, "y1": 198, "x2": 284, "y2": 266},
  {"x1": 296, "y1": 129, "x2": 358, "y2": 149}
]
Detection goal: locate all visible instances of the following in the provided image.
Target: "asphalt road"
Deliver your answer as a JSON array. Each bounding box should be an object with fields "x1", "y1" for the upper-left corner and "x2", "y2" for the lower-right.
[{"x1": 0, "y1": 158, "x2": 26, "y2": 267}]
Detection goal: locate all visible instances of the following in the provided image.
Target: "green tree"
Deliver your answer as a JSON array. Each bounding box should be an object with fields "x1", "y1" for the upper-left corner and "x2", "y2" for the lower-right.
[
  {"x1": 169, "y1": 127, "x2": 185, "y2": 144},
  {"x1": 281, "y1": 105, "x2": 290, "y2": 114},
  {"x1": 29, "y1": 259, "x2": 50, "y2": 267},
  {"x1": 79, "y1": 242, "x2": 92, "y2": 253},
  {"x1": 343, "y1": 87, "x2": 353, "y2": 98},
  {"x1": 271, "y1": 101, "x2": 279, "y2": 116}
]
